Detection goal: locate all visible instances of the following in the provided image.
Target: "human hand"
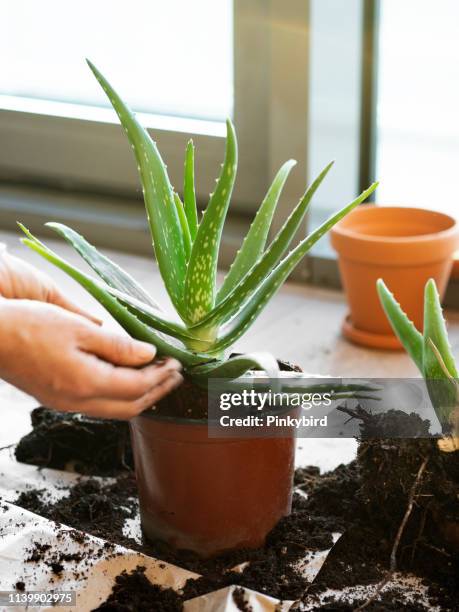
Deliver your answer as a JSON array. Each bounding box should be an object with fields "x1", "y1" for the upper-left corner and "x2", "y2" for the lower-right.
[
  {"x1": 0, "y1": 299, "x2": 183, "y2": 419},
  {"x1": 0, "y1": 247, "x2": 100, "y2": 323}
]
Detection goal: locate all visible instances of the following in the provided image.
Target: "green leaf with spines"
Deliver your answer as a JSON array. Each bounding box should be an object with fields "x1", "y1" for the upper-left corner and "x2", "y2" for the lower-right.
[
  {"x1": 217, "y1": 159, "x2": 297, "y2": 302},
  {"x1": 422, "y1": 279, "x2": 458, "y2": 428},
  {"x1": 184, "y1": 119, "x2": 238, "y2": 323},
  {"x1": 209, "y1": 183, "x2": 379, "y2": 351},
  {"x1": 46, "y1": 222, "x2": 161, "y2": 310},
  {"x1": 19, "y1": 225, "x2": 208, "y2": 367},
  {"x1": 104, "y1": 285, "x2": 212, "y2": 349},
  {"x1": 423, "y1": 279, "x2": 458, "y2": 379},
  {"x1": 184, "y1": 140, "x2": 198, "y2": 240},
  {"x1": 190, "y1": 352, "x2": 279, "y2": 381},
  {"x1": 376, "y1": 279, "x2": 423, "y2": 371},
  {"x1": 87, "y1": 60, "x2": 186, "y2": 315},
  {"x1": 190, "y1": 163, "x2": 345, "y2": 333},
  {"x1": 173, "y1": 193, "x2": 192, "y2": 260}
]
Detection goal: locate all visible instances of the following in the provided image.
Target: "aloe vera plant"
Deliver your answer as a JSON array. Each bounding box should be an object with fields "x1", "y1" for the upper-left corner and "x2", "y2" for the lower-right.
[
  {"x1": 378, "y1": 278, "x2": 459, "y2": 448},
  {"x1": 20, "y1": 61, "x2": 377, "y2": 387}
]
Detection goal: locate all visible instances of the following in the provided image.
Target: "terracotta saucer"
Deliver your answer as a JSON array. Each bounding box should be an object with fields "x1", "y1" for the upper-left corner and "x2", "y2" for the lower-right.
[{"x1": 341, "y1": 314, "x2": 403, "y2": 350}]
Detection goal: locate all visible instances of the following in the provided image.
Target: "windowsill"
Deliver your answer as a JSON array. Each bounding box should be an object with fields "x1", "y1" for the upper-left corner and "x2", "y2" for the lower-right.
[
  {"x1": 0, "y1": 95, "x2": 226, "y2": 138},
  {"x1": 0, "y1": 183, "x2": 248, "y2": 267}
]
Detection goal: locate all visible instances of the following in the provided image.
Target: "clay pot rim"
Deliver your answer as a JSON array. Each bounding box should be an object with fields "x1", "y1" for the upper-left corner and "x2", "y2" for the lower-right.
[{"x1": 331, "y1": 205, "x2": 458, "y2": 245}]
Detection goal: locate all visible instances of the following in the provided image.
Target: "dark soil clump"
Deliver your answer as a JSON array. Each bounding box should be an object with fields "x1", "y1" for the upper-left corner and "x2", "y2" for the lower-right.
[
  {"x1": 15, "y1": 407, "x2": 133, "y2": 475},
  {"x1": 92, "y1": 566, "x2": 183, "y2": 612}
]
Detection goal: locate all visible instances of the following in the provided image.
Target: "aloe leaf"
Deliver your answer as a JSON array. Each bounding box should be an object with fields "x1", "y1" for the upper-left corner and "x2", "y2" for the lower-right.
[
  {"x1": 87, "y1": 60, "x2": 186, "y2": 314},
  {"x1": 19, "y1": 227, "x2": 208, "y2": 367},
  {"x1": 174, "y1": 193, "x2": 192, "y2": 260},
  {"x1": 190, "y1": 351, "x2": 279, "y2": 381},
  {"x1": 184, "y1": 140, "x2": 198, "y2": 240},
  {"x1": 423, "y1": 279, "x2": 458, "y2": 378},
  {"x1": 376, "y1": 279, "x2": 423, "y2": 371},
  {"x1": 45, "y1": 222, "x2": 161, "y2": 310},
  {"x1": 200, "y1": 182, "x2": 378, "y2": 343},
  {"x1": 184, "y1": 119, "x2": 238, "y2": 323},
  {"x1": 191, "y1": 161, "x2": 335, "y2": 331},
  {"x1": 422, "y1": 280, "x2": 458, "y2": 428},
  {"x1": 217, "y1": 159, "x2": 297, "y2": 302},
  {"x1": 105, "y1": 285, "x2": 212, "y2": 349}
]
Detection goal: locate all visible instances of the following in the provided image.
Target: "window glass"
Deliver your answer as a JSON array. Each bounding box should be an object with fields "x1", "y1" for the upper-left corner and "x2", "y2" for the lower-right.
[
  {"x1": 0, "y1": 0, "x2": 233, "y2": 122},
  {"x1": 376, "y1": 0, "x2": 459, "y2": 214}
]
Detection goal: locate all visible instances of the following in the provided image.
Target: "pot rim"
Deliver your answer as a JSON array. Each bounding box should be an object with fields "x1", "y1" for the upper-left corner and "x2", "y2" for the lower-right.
[{"x1": 331, "y1": 205, "x2": 458, "y2": 245}]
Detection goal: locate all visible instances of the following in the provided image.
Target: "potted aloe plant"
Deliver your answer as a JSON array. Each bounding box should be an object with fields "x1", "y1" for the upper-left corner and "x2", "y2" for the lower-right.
[
  {"x1": 376, "y1": 278, "x2": 459, "y2": 550},
  {"x1": 19, "y1": 61, "x2": 377, "y2": 557}
]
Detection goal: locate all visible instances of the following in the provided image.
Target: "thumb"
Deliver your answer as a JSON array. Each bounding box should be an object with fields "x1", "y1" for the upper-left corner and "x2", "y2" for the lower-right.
[{"x1": 80, "y1": 327, "x2": 157, "y2": 366}]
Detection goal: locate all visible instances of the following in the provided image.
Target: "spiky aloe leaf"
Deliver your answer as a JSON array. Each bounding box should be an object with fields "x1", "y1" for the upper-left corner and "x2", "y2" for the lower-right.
[
  {"x1": 191, "y1": 162, "x2": 335, "y2": 331},
  {"x1": 46, "y1": 222, "x2": 161, "y2": 310},
  {"x1": 210, "y1": 183, "x2": 379, "y2": 351},
  {"x1": 105, "y1": 286, "x2": 212, "y2": 349},
  {"x1": 422, "y1": 280, "x2": 458, "y2": 428},
  {"x1": 190, "y1": 352, "x2": 279, "y2": 381},
  {"x1": 199, "y1": 182, "x2": 378, "y2": 348},
  {"x1": 217, "y1": 159, "x2": 297, "y2": 302},
  {"x1": 19, "y1": 226, "x2": 208, "y2": 367},
  {"x1": 423, "y1": 279, "x2": 458, "y2": 378},
  {"x1": 173, "y1": 193, "x2": 192, "y2": 260},
  {"x1": 184, "y1": 119, "x2": 238, "y2": 323},
  {"x1": 376, "y1": 279, "x2": 423, "y2": 371},
  {"x1": 87, "y1": 60, "x2": 186, "y2": 315},
  {"x1": 184, "y1": 140, "x2": 198, "y2": 240}
]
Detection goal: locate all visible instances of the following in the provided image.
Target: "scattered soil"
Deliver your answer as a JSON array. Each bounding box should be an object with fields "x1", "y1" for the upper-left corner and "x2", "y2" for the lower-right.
[
  {"x1": 7, "y1": 405, "x2": 458, "y2": 610},
  {"x1": 232, "y1": 587, "x2": 253, "y2": 611},
  {"x1": 92, "y1": 566, "x2": 183, "y2": 612},
  {"x1": 15, "y1": 407, "x2": 133, "y2": 475}
]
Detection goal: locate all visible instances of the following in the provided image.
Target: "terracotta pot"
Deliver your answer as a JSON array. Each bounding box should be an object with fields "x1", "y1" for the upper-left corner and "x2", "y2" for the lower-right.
[
  {"x1": 129, "y1": 411, "x2": 296, "y2": 558},
  {"x1": 330, "y1": 205, "x2": 459, "y2": 349}
]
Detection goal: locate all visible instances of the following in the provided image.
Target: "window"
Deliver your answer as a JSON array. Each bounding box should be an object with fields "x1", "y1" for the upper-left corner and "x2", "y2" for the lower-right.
[
  {"x1": 375, "y1": 0, "x2": 459, "y2": 216},
  {"x1": 1, "y1": 0, "x2": 233, "y2": 124},
  {"x1": 0, "y1": 1, "x2": 311, "y2": 258}
]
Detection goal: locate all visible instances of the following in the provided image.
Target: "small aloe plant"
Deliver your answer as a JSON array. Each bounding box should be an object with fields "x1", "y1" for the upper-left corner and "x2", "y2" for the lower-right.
[
  {"x1": 378, "y1": 278, "x2": 459, "y2": 450},
  {"x1": 19, "y1": 60, "x2": 377, "y2": 386}
]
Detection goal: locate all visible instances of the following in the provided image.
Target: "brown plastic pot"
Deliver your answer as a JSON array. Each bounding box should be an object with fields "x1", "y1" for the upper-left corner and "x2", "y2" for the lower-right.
[
  {"x1": 129, "y1": 410, "x2": 296, "y2": 558},
  {"x1": 331, "y1": 205, "x2": 459, "y2": 349}
]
